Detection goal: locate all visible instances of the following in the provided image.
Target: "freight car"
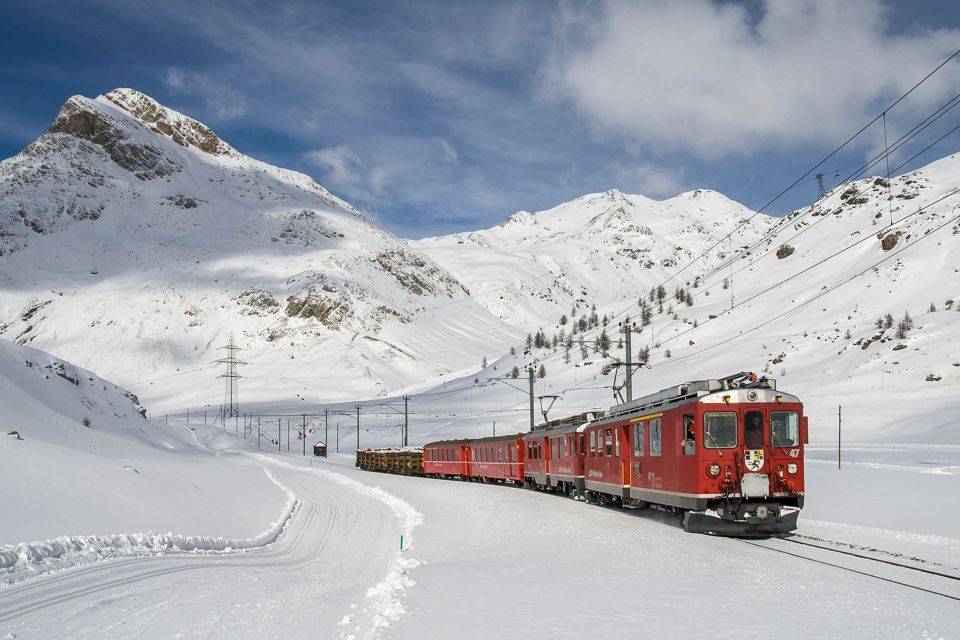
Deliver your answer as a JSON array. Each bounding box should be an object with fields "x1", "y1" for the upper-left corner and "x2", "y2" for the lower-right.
[{"x1": 367, "y1": 372, "x2": 806, "y2": 536}]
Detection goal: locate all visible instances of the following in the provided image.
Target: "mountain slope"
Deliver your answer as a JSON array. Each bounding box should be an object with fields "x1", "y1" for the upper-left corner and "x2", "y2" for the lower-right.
[
  {"x1": 0, "y1": 89, "x2": 516, "y2": 408},
  {"x1": 413, "y1": 188, "x2": 774, "y2": 330},
  {"x1": 0, "y1": 337, "x2": 285, "y2": 545},
  {"x1": 398, "y1": 154, "x2": 960, "y2": 445}
]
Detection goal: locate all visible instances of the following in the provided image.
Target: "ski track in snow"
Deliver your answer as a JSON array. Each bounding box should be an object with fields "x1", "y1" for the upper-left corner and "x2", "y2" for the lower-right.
[
  {"x1": 0, "y1": 467, "x2": 299, "y2": 587},
  {"x1": 249, "y1": 454, "x2": 425, "y2": 640}
]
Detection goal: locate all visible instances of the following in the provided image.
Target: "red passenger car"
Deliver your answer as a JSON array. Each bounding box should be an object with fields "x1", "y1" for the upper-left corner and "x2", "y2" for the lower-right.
[
  {"x1": 466, "y1": 434, "x2": 524, "y2": 483},
  {"x1": 522, "y1": 415, "x2": 593, "y2": 496},
  {"x1": 423, "y1": 440, "x2": 470, "y2": 478}
]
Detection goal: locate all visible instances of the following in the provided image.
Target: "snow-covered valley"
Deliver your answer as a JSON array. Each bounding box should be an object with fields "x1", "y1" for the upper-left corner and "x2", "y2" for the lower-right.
[{"x1": 2, "y1": 88, "x2": 959, "y2": 639}]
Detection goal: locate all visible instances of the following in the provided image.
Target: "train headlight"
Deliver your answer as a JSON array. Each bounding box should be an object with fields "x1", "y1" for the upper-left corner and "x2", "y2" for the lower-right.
[
  {"x1": 756, "y1": 505, "x2": 770, "y2": 519},
  {"x1": 787, "y1": 463, "x2": 798, "y2": 475},
  {"x1": 707, "y1": 463, "x2": 721, "y2": 478}
]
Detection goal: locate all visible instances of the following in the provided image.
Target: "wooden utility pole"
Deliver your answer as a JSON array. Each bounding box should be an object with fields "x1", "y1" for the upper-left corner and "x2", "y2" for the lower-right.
[
  {"x1": 403, "y1": 396, "x2": 409, "y2": 447},
  {"x1": 302, "y1": 413, "x2": 306, "y2": 456},
  {"x1": 325, "y1": 409, "x2": 329, "y2": 451},
  {"x1": 278, "y1": 419, "x2": 281, "y2": 452},
  {"x1": 356, "y1": 406, "x2": 361, "y2": 451}
]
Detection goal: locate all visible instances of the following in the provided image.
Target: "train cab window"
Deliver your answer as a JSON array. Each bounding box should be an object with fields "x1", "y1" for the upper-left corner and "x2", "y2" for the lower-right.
[
  {"x1": 589, "y1": 431, "x2": 597, "y2": 456},
  {"x1": 559, "y1": 436, "x2": 566, "y2": 458},
  {"x1": 704, "y1": 412, "x2": 737, "y2": 449},
  {"x1": 605, "y1": 430, "x2": 613, "y2": 456},
  {"x1": 614, "y1": 430, "x2": 620, "y2": 456},
  {"x1": 770, "y1": 411, "x2": 800, "y2": 447},
  {"x1": 744, "y1": 411, "x2": 764, "y2": 449},
  {"x1": 550, "y1": 438, "x2": 557, "y2": 459},
  {"x1": 683, "y1": 415, "x2": 696, "y2": 456},
  {"x1": 650, "y1": 418, "x2": 662, "y2": 457},
  {"x1": 579, "y1": 434, "x2": 585, "y2": 455},
  {"x1": 633, "y1": 423, "x2": 645, "y2": 456}
]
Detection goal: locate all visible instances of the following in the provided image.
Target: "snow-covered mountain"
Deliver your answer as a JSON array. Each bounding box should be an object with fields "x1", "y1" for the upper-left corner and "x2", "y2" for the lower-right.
[
  {"x1": 397, "y1": 153, "x2": 960, "y2": 444},
  {"x1": 414, "y1": 188, "x2": 773, "y2": 329},
  {"x1": 1, "y1": 88, "x2": 958, "y2": 437},
  {"x1": 0, "y1": 89, "x2": 516, "y2": 409}
]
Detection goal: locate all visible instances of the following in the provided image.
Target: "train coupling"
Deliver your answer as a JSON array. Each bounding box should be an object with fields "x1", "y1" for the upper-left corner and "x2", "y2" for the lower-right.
[{"x1": 682, "y1": 504, "x2": 799, "y2": 537}]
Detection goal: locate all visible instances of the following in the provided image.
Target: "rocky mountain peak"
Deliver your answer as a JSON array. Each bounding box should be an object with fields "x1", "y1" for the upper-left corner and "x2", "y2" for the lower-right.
[{"x1": 101, "y1": 88, "x2": 237, "y2": 157}]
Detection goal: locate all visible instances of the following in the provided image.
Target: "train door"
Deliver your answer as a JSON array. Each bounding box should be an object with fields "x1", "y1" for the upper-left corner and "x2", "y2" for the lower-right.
[
  {"x1": 619, "y1": 423, "x2": 631, "y2": 487},
  {"x1": 742, "y1": 406, "x2": 767, "y2": 474},
  {"x1": 675, "y1": 411, "x2": 699, "y2": 495},
  {"x1": 643, "y1": 414, "x2": 666, "y2": 496}
]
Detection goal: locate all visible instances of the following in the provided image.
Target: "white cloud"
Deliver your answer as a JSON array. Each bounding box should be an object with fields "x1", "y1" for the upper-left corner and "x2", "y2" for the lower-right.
[
  {"x1": 440, "y1": 138, "x2": 459, "y2": 163},
  {"x1": 303, "y1": 145, "x2": 386, "y2": 201},
  {"x1": 545, "y1": 0, "x2": 960, "y2": 158},
  {"x1": 615, "y1": 163, "x2": 685, "y2": 198},
  {"x1": 162, "y1": 68, "x2": 247, "y2": 121}
]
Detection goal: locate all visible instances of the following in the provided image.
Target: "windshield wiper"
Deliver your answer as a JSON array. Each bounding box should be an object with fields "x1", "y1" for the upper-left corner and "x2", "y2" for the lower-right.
[{"x1": 705, "y1": 428, "x2": 723, "y2": 455}]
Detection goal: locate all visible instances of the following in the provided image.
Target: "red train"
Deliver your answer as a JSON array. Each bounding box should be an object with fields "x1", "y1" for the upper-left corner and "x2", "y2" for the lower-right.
[{"x1": 421, "y1": 372, "x2": 806, "y2": 536}]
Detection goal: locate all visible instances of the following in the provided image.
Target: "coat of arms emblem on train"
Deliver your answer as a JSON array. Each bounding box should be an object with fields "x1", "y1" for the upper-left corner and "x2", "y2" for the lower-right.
[{"x1": 744, "y1": 449, "x2": 765, "y2": 471}]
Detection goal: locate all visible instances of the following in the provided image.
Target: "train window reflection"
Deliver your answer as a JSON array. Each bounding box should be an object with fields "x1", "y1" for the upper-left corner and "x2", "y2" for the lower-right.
[
  {"x1": 770, "y1": 411, "x2": 800, "y2": 447},
  {"x1": 704, "y1": 412, "x2": 737, "y2": 449},
  {"x1": 650, "y1": 418, "x2": 662, "y2": 456}
]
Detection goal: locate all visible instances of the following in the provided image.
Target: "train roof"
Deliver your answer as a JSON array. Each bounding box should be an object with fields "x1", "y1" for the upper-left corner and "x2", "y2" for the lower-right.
[
  {"x1": 599, "y1": 371, "x2": 797, "y2": 422},
  {"x1": 422, "y1": 439, "x2": 473, "y2": 447}
]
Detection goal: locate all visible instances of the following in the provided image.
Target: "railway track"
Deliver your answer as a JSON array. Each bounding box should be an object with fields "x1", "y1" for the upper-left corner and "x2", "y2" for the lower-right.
[{"x1": 736, "y1": 534, "x2": 960, "y2": 603}]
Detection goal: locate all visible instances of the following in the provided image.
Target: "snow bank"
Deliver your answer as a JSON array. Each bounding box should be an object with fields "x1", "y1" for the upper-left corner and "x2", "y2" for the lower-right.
[{"x1": 0, "y1": 468, "x2": 298, "y2": 586}]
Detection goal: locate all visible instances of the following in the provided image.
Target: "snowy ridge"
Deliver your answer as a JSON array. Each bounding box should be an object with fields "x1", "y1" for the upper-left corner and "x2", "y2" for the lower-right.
[
  {"x1": 414, "y1": 188, "x2": 773, "y2": 329},
  {"x1": 0, "y1": 467, "x2": 298, "y2": 586}
]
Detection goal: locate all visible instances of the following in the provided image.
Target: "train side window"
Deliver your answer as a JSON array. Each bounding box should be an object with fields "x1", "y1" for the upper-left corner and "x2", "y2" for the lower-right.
[
  {"x1": 650, "y1": 418, "x2": 662, "y2": 457},
  {"x1": 633, "y1": 423, "x2": 645, "y2": 456},
  {"x1": 605, "y1": 430, "x2": 613, "y2": 456},
  {"x1": 745, "y1": 411, "x2": 764, "y2": 449},
  {"x1": 683, "y1": 415, "x2": 696, "y2": 456},
  {"x1": 579, "y1": 434, "x2": 585, "y2": 454},
  {"x1": 614, "y1": 429, "x2": 620, "y2": 456},
  {"x1": 589, "y1": 431, "x2": 596, "y2": 456},
  {"x1": 770, "y1": 411, "x2": 800, "y2": 447}
]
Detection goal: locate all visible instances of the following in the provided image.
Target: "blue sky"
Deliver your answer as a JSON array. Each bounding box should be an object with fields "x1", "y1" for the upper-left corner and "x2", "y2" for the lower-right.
[{"x1": 1, "y1": 1, "x2": 959, "y2": 238}]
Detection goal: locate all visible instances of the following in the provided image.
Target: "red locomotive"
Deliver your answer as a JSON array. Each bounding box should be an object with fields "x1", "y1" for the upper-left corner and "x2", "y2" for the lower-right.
[{"x1": 414, "y1": 372, "x2": 806, "y2": 536}]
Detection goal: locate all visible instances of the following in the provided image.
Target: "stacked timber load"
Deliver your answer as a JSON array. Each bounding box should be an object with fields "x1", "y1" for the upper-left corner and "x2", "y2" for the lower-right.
[{"x1": 356, "y1": 447, "x2": 424, "y2": 476}]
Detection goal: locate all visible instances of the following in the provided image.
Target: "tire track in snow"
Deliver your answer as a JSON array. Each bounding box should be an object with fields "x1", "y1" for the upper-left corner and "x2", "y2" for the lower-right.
[{"x1": 250, "y1": 455, "x2": 424, "y2": 640}]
